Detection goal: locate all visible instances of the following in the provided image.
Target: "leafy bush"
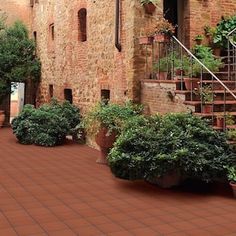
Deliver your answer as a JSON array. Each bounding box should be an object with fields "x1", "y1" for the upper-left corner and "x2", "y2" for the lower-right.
[
  {"x1": 12, "y1": 100, "x2": 80, "y2": 147},
  {"x1": 108, "y1": 113, "x2": 234, "y2": 182},
  {"x1": 213, "y1": 15, "x2": 236, "y2": 48}
]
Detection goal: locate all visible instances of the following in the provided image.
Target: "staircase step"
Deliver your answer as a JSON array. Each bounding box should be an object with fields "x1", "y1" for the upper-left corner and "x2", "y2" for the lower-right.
[
  {"x1": 175, "y1": 90, "x2": 236, "y2": 94},
  {"x1": 184, "y1": 100, "x2": 236, "y2": 105},
  {"x1": 226, "y1": 125, "x2": 236, "y2": 129},
  {"x1": 194, "y1": 112, "x2": 236, "y2": 117}
]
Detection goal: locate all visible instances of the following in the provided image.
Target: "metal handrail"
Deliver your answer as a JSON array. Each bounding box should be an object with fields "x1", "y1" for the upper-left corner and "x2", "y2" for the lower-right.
[{"x1": 172, "y1": 36, "x2": 236, "y2": 100}]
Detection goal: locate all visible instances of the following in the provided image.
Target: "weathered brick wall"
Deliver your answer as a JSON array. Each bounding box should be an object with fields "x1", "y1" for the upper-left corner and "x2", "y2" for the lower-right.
[
  {"x1": 189, "y1": 0, "x2": 236, "y2": 47},
  {"x1": 141, "y1": 80, "x2": 194, "y2": 115}
]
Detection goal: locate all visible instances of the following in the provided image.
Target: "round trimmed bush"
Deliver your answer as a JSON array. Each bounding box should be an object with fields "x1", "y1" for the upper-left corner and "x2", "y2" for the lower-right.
[{"x1": 108, "y1": 113, "x2": 234, "y2": 182}]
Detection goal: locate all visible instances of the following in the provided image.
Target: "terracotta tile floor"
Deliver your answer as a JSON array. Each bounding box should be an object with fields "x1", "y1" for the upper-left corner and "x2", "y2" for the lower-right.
[{"x1": 0, "y1": 128, "x2": 236, "y2": 236}]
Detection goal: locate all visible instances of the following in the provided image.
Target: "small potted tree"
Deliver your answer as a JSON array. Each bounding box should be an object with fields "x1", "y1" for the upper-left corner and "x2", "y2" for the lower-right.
[
  {"x1": 154, "y1": 18, "x2": 175, "y2": 43},
  {"x1": 227, "y1": 166, "x2": 236, "y2": 198},
  {"x1": 199, "y1": 85, "x2": 214, "y2": 114},
  {"x1": 82, "y1": 101, "x2": 143, "y2": 164}
]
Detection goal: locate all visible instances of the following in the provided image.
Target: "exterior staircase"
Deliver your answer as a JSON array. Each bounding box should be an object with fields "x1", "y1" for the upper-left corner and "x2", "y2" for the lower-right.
[{"x1": 142, "y1": 33, "x2": 236, "y2": 147}]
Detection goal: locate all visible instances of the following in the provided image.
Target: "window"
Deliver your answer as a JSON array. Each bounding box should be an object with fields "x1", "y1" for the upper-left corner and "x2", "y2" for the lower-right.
[
  {"x1": 78, "y1": 8, "x2": 87, "y2": 42},
  {"x1": 49, "y1": 85, "x2": 53, "y2": 99},
  {"x1": 64, "y1": 89, "x2": 73, "y2": 104},
  {"x1": 101, "y1": 89, "x2": 110, "y2": 104},
  {"x1": 49, "y1": 24, "x2": 55, "y2": 41}
]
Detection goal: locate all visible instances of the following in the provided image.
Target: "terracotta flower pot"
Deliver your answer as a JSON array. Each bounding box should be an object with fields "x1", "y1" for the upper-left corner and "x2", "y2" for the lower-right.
[
  {"x1": 154, "y1": 33, "x2": 170, "y2": 43},
  {"x1": 156, "y1": 72, "x2": 168, "y2": 80},
  {"x1": 213, "y1": 48, "x2": 221, "y2": 57},
  {"x1": 0, "y1": 110, "x2": 5, "y2": 127},
  {"x1": 175, "y1": 69, "x2": 184, "y2": 76},
  {"x1": 95, "y1": 127, "x2": 117, "y2": 165},
  {"x1": 202, "y1": 105, "x2": 213, "y2": 114},
  {"x1": 230, "y1": 182, "x2": 236, "y2": 198},
  {"x1": 216, "y1": 117, "x2": 224, "y2": 128},
  {"x1": 139, "y1": 36, "x2": 154, "y2": 45},
  {"x1": 143, "y1": 2, "x2": 156, "y2": 14},
  {"x1": 184, "y1": 78, "x2": 200, "y2": 90}
]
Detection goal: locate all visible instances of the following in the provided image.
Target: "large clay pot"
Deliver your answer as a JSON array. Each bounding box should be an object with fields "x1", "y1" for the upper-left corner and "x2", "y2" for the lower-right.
[
  {"x1": 156, "y1": 72, "x2": 168, "y2": 80},
  {"x1": 230, "y1": 182, "x2": 236, "y2": 198},
  {"x1": 95, "y1": 127, "x2": 117, "y2": 165},
  {"x1": 216, "y1": 117, "x2": 224, "y2": 129},
  {"x1": 147, "y1": 170, "x2": 182, "y2": 188},
  {"x1": 0, "y1": 110, "x2": 5, "y2": 127},
  {"x1": 143, "y1": 2, "x2": 156, "y2": 14}
]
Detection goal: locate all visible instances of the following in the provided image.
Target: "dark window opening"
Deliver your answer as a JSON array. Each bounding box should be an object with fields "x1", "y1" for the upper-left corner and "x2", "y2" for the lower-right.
[
  {"x1": 78, "y1": 8, "x2": 87, "y2": 42},
  {"x1": 101, "y1": 89, "x2": 110, "y2": 104},
  {"x1": 49, "y1": 24, "x2": 55, "y2": 41},
  {"x1": 64, "y1": 89, "x2": 73, "y2": 104},
  {"x1": 49, "y1": 85, "x2": 53, "y2": 99}
]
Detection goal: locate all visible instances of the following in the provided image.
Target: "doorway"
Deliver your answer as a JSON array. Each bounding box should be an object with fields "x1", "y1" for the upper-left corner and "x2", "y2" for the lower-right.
[
  {"x1": 10, "y1": 82, "x2": 25, "y2": 122},
  {"x1": 163, "y1": 0, "x2": 185, "y2": 42}
]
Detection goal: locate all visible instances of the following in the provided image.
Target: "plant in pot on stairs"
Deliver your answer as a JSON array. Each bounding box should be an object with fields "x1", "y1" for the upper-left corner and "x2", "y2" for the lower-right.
[{"x1": 82, "y1": 101, "x2": 143, "y2": 164}]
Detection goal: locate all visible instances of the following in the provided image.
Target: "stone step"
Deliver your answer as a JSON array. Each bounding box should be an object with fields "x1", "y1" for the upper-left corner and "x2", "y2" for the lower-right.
[{"x1": 184, "y1": 100, "x2": 236, "y2": 105}]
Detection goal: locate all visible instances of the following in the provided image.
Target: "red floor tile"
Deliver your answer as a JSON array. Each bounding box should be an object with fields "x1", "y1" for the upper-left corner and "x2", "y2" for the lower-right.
[{"x1": 1, "y1": 128, "x2": 236, "y2": 235}]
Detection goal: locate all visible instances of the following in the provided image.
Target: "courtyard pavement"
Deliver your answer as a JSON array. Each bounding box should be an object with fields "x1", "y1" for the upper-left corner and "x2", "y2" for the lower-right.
[{"x1": 0, "y1": 128, "x2": 236, "y2": 236}]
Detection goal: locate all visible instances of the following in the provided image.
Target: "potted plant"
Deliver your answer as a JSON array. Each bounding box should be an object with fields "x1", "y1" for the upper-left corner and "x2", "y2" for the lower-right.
[
  {"x1": 227, "y1": 166, "x2": 236, "y2": 198},
  {"x1": 153, "y1": 18, "x2": 175, "y2": 43},
  {"x1": 82, "y1": 101, "x2": 143, "y2": 164},
  {"x1": 0, "y1": 110, "x2": 5, "y2": 127},
  {"x1": 199, "y1": 85, "x2": 214, "y2": 113},
  {"x1": 194, "y1": 34, "x2": 204, "y2": 45},
  {"x1": 227, "y1": 129, "x2": 236, "y2": 141},
  {"x1": 153, "y1": 56, "x2": 170, "y2": 80},
  {"x1": 140, "y1": 0, "x2": 157, "y2": 14},
  {"x1": 216, "y1": 115, "x2": 225, "y2": 129}
]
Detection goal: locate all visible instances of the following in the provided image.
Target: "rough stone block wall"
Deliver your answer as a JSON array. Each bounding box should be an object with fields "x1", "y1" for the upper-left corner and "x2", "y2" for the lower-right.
[
  {"x1": 32, "y1": 0, "x2": 138, "y2": 113},
  {"x1": 141, "y1": 80, "x2": 194, "y2": 115}
]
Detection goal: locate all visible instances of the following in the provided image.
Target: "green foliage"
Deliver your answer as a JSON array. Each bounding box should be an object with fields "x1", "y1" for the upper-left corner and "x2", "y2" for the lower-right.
[
  {"x1": 194, "y1": 34, "x2": 204, "y2": 41},
  {"x1": 191, "y1": 45, "x2": 223, "y2": 76},
  {"x1": 213, "y1": 15, "x2": 236, "y2": 48},
  {"x1": 227, "y1": 129, "x2": 236, "y2": 141},
  {"x1": 108, "y1": 113, "x2": 233, "y2": 182},
  {"x1": 82, "y1": 101, "x2": 143, "y2": 137},
  {"x1": 227, "y1": 166, "x2": 236, "y2": 183},
  {"x1": 12, "y1": 100, "x2": 81, "y2": 147},
  {"x1": 0, "y1": 18, "x2": 41, "y2": 99}
]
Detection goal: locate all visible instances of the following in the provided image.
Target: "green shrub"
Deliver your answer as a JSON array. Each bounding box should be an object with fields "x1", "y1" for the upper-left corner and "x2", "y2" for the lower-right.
[
  {"x1": 12, "y1": 100, "x2": 80, "y2": 147},
  {"x1": 108, "y1": 113, "x2": 234, "y2": 182}
]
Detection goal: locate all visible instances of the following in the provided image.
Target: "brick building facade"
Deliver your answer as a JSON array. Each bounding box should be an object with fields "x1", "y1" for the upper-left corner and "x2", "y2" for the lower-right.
[{"x1": 1, "y1": 0, "x2": 236, "y2": 115}]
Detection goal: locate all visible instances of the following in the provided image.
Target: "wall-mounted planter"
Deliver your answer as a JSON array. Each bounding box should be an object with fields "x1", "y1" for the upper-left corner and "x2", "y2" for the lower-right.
[
  {"x1": 154, "y1": 33, "x2": 170, "y2": 43},
  {"x1": 139, "y1": 36, "x2": 154, "y2": 45},
  {"x1": 143, "y1": 3, "x2": 156, "y2": 14}
]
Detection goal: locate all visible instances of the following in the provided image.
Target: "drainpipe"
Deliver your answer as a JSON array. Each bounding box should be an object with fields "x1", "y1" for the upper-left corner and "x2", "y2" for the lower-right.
[{"x1": 115, "y1": 0, "x2": 122, "y2": 52}]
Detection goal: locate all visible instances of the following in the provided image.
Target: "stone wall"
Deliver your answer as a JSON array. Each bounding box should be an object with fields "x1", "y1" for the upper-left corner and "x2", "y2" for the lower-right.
[
  {"x1": 32, "y1": 0, "x2": 141, "y2": 113},
  {"x1": 141, "y1": 80, "x2": 194, "y2": 115}
]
